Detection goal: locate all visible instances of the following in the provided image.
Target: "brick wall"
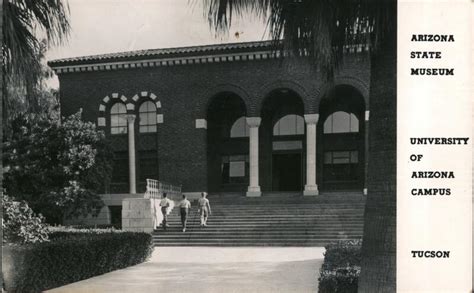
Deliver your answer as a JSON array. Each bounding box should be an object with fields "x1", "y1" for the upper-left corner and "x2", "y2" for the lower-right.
[{"x1": 58, "y1": 52, "x2": 370, "y2": 193}]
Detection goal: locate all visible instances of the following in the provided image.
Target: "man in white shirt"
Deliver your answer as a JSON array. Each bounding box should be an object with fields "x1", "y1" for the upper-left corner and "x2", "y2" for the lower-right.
[
  {"x1": 198, "y1": 192, "x2": 211, "y2": 227},
  {"x1": 178, "y1": 194, "x2": 191, "y2": 232},
  {"x1": 159, "y1": 193, "x2": 172, "y2": 230}
]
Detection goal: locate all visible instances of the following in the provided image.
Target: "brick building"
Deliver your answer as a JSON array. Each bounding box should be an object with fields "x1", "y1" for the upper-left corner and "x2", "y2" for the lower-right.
[{"x1": 49, "y1": 41, "x2": 371, "y2": 224}]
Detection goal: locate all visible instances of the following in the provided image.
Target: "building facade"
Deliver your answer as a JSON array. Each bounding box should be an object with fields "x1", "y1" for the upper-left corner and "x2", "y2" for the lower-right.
[{"x1": 49, "y1": 41, "x2": 371, "y2": 200}]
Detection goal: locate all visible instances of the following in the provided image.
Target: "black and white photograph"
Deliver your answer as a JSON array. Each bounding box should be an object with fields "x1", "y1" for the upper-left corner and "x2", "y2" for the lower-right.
[{"x1": 5, "y1": 0, "x2": 471, "y2": 292}]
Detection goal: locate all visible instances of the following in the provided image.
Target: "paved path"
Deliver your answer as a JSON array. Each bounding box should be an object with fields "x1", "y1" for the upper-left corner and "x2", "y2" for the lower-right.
[{"x1": 48, "y1": 247, "x2": 325, "y2": 293}]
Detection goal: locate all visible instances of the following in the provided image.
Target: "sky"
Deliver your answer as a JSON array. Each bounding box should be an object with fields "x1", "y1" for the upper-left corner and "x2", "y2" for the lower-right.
[
  {"x1": 46, "y1": 0, "x2": 268, "y2": 61},
  {"x1": 46, "y1": 0, "x2": 269, "y2": 88},
  {"x1": 46, "y1": 0, "x2": 474, "y2": 89}
]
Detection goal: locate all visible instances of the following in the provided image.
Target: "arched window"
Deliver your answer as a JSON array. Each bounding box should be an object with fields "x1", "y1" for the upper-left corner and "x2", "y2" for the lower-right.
[
  {"x1": 110, "y1": 103, "x2": 127, "y2": 134},
  {"x1": 273, "y1": 114, "x2": 305, "y2": 136},
  {"x1": 139, "y1": 101, "x2": 157, "y2": 133},
  {"x1": 230, "y1": 116, "x2": 249, "y2": 138},
  {"x1": 323, "y1": 111, "x2": 359, "y2": 134}
]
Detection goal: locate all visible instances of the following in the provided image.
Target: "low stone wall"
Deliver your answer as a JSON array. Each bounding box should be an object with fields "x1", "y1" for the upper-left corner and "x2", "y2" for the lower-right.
[
  {"x1": 64, "y1": 194, "x2": 144, "y2": 226},
  {"x1": 63, "y1": 206, "x2": 110, "y2": 226},
  {"x1": 121, "y1": 198, "x2": 155, "y2": 233},
  {"x1": 63, "y1": 194, "x2": 179, "y2": 230}
]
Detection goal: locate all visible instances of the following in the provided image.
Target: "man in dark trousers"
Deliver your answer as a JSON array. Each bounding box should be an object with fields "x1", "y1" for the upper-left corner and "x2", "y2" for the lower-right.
[{"x1": 178, "y1": 194, "x2": 191, "y2": 232}]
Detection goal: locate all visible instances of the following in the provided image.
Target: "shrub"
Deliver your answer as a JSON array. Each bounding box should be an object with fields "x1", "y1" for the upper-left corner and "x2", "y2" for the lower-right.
[
  {"x1": 318, "y1": 239, "x2": 362, "y2": 293},
  {"x1": 318, "y1": 265, "x2": 361, "y2": 293},
  {"x1": 320, "y1": 239, "x2": 362, "y2": 271},
  {"x1": 2, "y1": 194, "x2": 49, "y2": 244},
  {"x1": 3, "y1": 111, "x2": 113, "y2": 224},
  {"x1": 48, "y1": 225, "x2": 118, "y2": 234},
  {"x1": 3, "y1": 231, "x2": 153, "y2": 293}
]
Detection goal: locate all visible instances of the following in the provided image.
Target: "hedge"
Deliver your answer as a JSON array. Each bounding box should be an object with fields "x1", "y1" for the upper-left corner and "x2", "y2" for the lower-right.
[
  {"x1": 47, "y1": 225, "x2": 120, "y2": 237},
  {"x1": 3, "y1": 231, "x2": 153, "y2": 293},
  {"x1": 318, "y1": 239, "x2": 362, "y2": 293},
  {"x1": 70, "y1": 224, "x2": 118, "y2": 230}
]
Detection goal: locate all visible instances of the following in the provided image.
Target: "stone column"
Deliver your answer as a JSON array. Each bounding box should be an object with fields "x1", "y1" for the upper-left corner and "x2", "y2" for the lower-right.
[
  {"x1": 246, "y1": 117, "x2": 261, "y2": 197},
  {"x1": 304, "y1": 114, "x2": 319, "y2": 196},
  {"x1": 364, "y1": 110, "x2": 369, "y2": 195},
  {"x1": 127, "y1": 114, "x2": 137, "y2": 194}
]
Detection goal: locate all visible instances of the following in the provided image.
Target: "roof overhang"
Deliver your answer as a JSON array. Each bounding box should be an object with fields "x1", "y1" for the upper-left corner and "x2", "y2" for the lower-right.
[{"x1": 48, "y1": 41, "x2": 369, "y2": 75}]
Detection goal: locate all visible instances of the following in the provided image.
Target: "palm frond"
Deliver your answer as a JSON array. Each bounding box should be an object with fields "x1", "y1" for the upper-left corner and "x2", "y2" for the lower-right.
[
  {"x1": 204, "y1": 0, "x2": 396, "y2": 78},
  {"x1": 3, "y1": 0, "x2": 70, "y2": 115}
]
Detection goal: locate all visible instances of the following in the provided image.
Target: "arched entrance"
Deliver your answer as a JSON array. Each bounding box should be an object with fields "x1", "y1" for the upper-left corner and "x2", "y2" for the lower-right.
[
  {"x1": 318, "y1": 85, "x2": 365, "y2": 191},
  {"x1": 207, "y1": 93, "x2": 249, "y2": 193},
  {"x1": 260, "y1": 89, "x2": 305, "y2": 192}
]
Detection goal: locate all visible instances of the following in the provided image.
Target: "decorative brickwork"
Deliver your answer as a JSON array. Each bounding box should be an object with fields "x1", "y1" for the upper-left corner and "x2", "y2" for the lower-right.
[{"x1": 54, "y1": 42, "x2": 370, "y2": 194}]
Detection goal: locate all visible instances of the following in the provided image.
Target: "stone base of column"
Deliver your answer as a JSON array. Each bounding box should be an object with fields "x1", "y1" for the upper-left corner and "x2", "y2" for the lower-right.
[
  {"x1": 246, "y1": 186, "x2": 261, "y2": 197},
  {"x1": 303, "y1": 185, "x2": 319, "y2": 196},
  {"x1": 122, "y1": 198, "x2": 155, "y2": 233},
  {"x1": 363, "y1": 188, "x2": 368, "y2": 196}
]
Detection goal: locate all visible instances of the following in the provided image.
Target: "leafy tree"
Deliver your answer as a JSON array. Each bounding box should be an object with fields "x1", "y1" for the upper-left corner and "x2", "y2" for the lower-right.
[
  {"x1": 204, "y1": 1, "x2": 396, "y2": 291},
  {"x1": 3, "y1": 111, "x2": 114, "y2": 224}
]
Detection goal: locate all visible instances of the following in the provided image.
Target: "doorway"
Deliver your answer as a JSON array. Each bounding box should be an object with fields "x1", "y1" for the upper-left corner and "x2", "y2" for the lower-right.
[{"x1": 272, "y1": 152, "x2": 303, "y2": 191}]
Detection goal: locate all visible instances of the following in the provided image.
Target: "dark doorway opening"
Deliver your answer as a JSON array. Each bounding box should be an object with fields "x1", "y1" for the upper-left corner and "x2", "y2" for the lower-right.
[
  {"x1": 207, "y1": 92, "x2": 249, "y2": 193},
  {"x1": 261, "y1": 88, "x2": 305, "y2": 192},
  {"x1": 318, "y1": 85, "x2": 366, "y2": 191},
  {"x1": 272, "y1": 153, "x2": 302, "y2": 191},
  {"x1": 109, "y1": 206, "x2": 122, "y2": 229}
]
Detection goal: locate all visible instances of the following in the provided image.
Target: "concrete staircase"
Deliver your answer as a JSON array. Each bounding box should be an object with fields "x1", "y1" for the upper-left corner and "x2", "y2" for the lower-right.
[{"x1": 152, "y1": 192, "x2": 365, "y2": 246}]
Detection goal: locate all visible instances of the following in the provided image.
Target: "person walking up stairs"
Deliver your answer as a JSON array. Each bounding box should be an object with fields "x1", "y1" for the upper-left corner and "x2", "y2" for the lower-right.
[
  {"x1": 159, "y1": 193, "x2": 172, "y2": 231},
  {"x1": 198, "y1": 192, "x2": 211, "y2": 227},
  {"x1": 178, "y1": 194, "x2": 191, "y2": 232}
]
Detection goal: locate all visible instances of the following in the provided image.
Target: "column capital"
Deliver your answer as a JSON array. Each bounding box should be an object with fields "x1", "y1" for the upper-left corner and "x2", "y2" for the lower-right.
[
  {"x1": 126, "y1": 114, "x2": 136, "y2": 123},
  {"x1": 304, "y1": 114, "x2": 319, "y2": 124},
  {"x1": 246, "y1": 117, "x2": 261, "y2": 127}
]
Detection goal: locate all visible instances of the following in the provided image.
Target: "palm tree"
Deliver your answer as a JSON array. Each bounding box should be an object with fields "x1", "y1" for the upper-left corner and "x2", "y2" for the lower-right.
[
  {"x1": 203, "y1": 1, "x2": 396, "y2": 291},
  {"x1": 3, "y1": 0, "x2": 70, "y2": 118}
]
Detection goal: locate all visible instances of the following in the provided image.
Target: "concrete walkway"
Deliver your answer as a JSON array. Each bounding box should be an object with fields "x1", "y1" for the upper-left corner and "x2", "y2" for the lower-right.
[{"x1": 48, "y1": 247, "x2": 325, "y2": 293}]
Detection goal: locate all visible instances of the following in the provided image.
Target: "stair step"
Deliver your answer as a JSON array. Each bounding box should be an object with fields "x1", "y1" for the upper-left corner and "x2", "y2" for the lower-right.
[
  {"x1": 154, "y1": 234, "x2": 362, "y2": 238},
  {"x1": 153, "y1": 230, "x2": 363, "y2": 235},
  {"x1": 152, "y1": 243, "x2": 345, "y2": 247},
  {"x1": 153, "y1": 237, "x2": 361, "y2": 242},
  {"x1": 152, "y1": 192, "x2": 366, "y2": 246},
  {"x1": 153, "y1": 228, "x2": 363, "y2": 233},
  {"x1": 154, "y1": 234, "x2": 363, "y2": 238},
  {"x1": 163, "y1": 220, "x2": 364, "y2": 223},
  {"x1": 152, "y1": 239, "x2": 361, "y2": 246}
]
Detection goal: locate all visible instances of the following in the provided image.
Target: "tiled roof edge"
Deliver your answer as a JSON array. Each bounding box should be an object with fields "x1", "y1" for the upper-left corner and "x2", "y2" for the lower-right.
[{"x1": 48, "y1": 40, "x2": 275, "y2": 67}]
